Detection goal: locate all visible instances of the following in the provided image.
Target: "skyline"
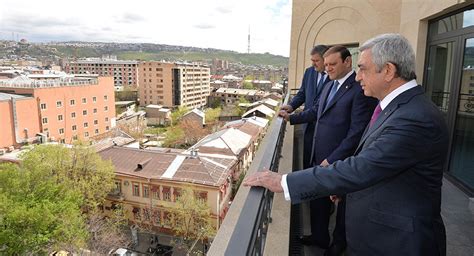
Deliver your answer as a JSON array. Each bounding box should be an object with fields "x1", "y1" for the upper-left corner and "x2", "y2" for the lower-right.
[{"x1": 0, "y1": 0, "x2": 292, "y2": 57}]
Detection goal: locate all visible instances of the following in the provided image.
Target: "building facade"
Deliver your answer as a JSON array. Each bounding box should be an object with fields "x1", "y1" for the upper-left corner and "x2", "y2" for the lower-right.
[
  {"x1": 0, "y1": 76, "x2": 116, "y2": 146},
  {"x1": 290, "y1": 0, "x2": 474, "y2": 194},
  {"x1": 66, "y1": 58, "x2": 138, "y2": 89},
  {"x1": 138, "y1": 61, "x2": 210, "y2": 109},
  {"x1": 99, "y1": 147, "x2": 236, "y2": 232}
]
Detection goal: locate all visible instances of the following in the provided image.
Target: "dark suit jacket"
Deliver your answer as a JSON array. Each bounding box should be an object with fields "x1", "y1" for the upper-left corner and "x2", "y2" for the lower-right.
[
  {"x1": 289, "y1": 67, "x2": 330, "y2": 168},
  {"x1": 290, "y1": 72, "x2": 377, "y2": 164},
  {"x1": 289, "y1": 67, "x2": 329, "y2": 111},
  {"x1": 287, "y1": 85, "x2": 449, "y2": 256}
]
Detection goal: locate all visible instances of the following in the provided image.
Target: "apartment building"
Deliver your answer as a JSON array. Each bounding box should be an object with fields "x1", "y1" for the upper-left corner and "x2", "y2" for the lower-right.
[
  {"x1": 99, "y1": 147, "x2": 236, "y2": 232},
  {"x1": 138, "y1": 61, "x2": 210, "y2": 109},
  {"x1": 66, "y1": 57, "x2": 138, "y2": 89},
  {"x1": 0, "y1": 76, "x2": 116, "y2": 147}
]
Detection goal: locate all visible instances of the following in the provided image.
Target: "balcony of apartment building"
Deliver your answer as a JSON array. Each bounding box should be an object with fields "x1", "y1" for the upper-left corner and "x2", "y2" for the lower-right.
[{"x1": 208, "y1": 92, "x2": 474, "y2": 255}]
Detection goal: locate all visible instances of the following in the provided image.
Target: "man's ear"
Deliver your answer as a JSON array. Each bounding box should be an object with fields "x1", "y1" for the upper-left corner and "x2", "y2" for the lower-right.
[{"x1": 384, "y1": 62, "x2": 398, "y2": 81}]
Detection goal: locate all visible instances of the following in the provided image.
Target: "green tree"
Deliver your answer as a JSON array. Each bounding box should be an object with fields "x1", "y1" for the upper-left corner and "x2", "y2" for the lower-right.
[
  {"x1": 242, "y1": 81, "x2": 255, "y2": 90},
  {"x1": 168, "y1": 187, "x2": 214, "y2": 254},
  {"x1": 0, "y1": 144, "x2": 126, "y2": 254},
  {"x1": 20, "y1": 143, "x2": 115, "y2": 209},
  {"x1": 205, "y1": 107, "x2": 222, "y2": 123},
  {"x1": 171, "y1": 106, "x2": 189, "y2": 125},
  {"x1": 0, "y1": 162, "x2": 87, "y2": 254},
  {"x1": 162, "y1": 125, "x2": 186, "y2": 148}
]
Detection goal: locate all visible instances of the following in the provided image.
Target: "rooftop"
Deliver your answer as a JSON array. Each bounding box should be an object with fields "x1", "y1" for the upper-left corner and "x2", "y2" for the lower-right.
[{"x1": 98, "y1": 147, "x2": 236, "y2": 187}]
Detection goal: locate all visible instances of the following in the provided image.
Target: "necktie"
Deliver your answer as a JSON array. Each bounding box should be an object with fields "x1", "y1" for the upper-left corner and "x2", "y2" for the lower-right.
[
  {"x1": 325, "y1": 80, "x2": 339, "y2": 109},
  {"x1": 317, "y1": 72, "x2": 326, "y2": 88},
  {"x1": 369, "y1": 103, "x2": 382, "y2": 127}
]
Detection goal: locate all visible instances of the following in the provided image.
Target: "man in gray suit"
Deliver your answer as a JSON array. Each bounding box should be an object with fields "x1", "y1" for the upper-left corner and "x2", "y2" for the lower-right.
[{"x1": 243, "y1": 34, "x2": 448, "y2": 256}]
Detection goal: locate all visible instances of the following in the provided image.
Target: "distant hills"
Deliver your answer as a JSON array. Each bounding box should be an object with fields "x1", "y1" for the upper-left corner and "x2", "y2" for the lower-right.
[{"x1": 2, "y1": 41, "x2": 289, "y2": 67}]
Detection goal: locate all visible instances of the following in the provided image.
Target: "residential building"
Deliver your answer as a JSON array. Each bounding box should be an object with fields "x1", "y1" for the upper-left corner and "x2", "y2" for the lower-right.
[
  {"x1": 145, "y1": 105, "x2": 171, "y2": 126},
  {"x1": 0, "y1": 76, "x2": 116, "y2": 147},
  {"x1": 181, "y1": 108, "x2": 205, "y2": 127},
  {"x1": 99, "y1": 146, "x2": 236, "y2": 232},
  {"x1": 138, "y1": 61, "x2": 210, "y2": 109},
  {"x1": 209, "y1": 88, "x2": 267, "y2": 106},
  {"x1": 66, "y1": 57, "x2": 138, "y2": 90}
]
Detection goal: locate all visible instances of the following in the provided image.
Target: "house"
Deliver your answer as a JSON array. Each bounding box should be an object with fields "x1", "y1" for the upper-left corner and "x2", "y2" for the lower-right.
[
  {"x1": 181, "y1": 108, "x2": 205, "y2": 127},
  {"x1": 145, "y1": 105, "x2": 171, "y2": 126},
  {"x1": 99, "y1": 147, "x2": 237, "y2": 232},
  {"x1": 242, "y1": 105, "x2": 276, "y2": 119}
]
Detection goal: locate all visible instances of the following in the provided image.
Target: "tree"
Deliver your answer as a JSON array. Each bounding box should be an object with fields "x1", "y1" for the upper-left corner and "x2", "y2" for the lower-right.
[
  {"x1": 167, "y1": 187, "x2": 214, "y2": 254},
  {"x1": 171, "y1": 106, "x2": 189, "y2": 125},
  {"x1": 242, "y1": 81, "x2": 255, "y2": 89},
  {"x1": 86, "y1": 208, "x2": 130, "y2": 254},
  {"x1": 0, "y1": 162, "x2": 87, "y2": 254},
  {"x1": 162, "y1": 125, "x2": 186, "y2": 148},
  {"x1": 0, "y1": 144, "x2": 128, "y2": 254},
  {"x1": 205, "y1": 107, "x2": 221, "y2": 123},
  {"x1": 20, "y1": 143, "x2": 115, "y2": 209}
]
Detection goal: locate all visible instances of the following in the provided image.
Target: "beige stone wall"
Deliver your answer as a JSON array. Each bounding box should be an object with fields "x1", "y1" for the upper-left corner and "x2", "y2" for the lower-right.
[{"x1": 289, "y1": 0, "x2": 470, "y2": 90}]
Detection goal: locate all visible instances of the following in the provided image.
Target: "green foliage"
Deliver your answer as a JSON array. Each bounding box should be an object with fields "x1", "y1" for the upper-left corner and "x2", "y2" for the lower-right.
[
  {"x1": 238, "y1": 96, "x2": 250, "y2": 104},
  {"x1": 205, "y1": 107, "x2": 221, "y2": 123},
  {"x1": 168, "y1": 187, "x2": 214, "y2": 252},
  {"x1": 242, "y1": 81, "x2": 255, "y2": 90},
  {"x1": 0, "y1": 144, "x2": 119, "y2": 254},
  {"x1": 171, "y1": 106, "x2": 189, "y2": 125},
  {"x1": 0, "y1": 163, "x2": 87, "y2": 254},
  {"x1": 208, "y1": 98, "x2": 222, "y2": 109},
  {"x1": 20, "y1": 143, "x2": 115, "y2": 208},
  {"x1": 162, "y1": 126, "x2": 185, "y2": 148}
]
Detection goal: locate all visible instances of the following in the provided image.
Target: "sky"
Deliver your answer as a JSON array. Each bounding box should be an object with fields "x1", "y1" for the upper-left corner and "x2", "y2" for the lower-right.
[{"x1": 0, "y1": 0, "x2": 292, "y2": 56}]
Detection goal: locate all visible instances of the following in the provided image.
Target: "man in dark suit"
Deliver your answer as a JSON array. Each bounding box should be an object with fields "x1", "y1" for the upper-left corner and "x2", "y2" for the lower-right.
[
  {"x1": 280, "y1": 45, "x2": 330, "y2": 168},
  {"x1": 279, "y1": 46, "x2": 377, "y2": 255},
  {"x1": 244, "y1": 34, "x2": 448, "y2": 256}
]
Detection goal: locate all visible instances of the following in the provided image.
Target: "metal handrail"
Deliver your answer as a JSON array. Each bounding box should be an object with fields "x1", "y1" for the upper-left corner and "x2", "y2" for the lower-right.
[{"x1": 218, "y1": 93, "x2": 289, "y2": 255}]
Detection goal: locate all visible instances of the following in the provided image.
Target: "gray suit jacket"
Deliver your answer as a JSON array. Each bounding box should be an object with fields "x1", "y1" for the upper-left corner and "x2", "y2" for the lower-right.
[{"x1": 287, "y1": 86, "x2": 448, "y2": 256}]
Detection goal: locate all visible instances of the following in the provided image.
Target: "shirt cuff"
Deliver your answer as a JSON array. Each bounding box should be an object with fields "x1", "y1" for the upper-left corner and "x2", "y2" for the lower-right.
[{"x1": 281, "y1": 174, "x2": 291, "y2": 201}]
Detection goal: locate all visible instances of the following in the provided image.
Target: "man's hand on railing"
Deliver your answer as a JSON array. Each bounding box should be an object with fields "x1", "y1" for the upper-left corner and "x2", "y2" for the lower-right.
[
  {"x1": 278, "y1": 110, "x2": 290, "y2": 122},
  {"x1": 243, "y1": 169, "x2": 284, "y2": 193},
  {"x1": 280, "y1": 104, "x2": 293, "y2": 113},
  {"x1": 330, "y1": 195, "x2": 342, "y2": 203}
]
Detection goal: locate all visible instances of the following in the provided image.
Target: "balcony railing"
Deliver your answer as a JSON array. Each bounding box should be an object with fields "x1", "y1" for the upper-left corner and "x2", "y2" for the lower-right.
[{"x1": 208, "y1": 93, "x2": 291, "y2": 255}]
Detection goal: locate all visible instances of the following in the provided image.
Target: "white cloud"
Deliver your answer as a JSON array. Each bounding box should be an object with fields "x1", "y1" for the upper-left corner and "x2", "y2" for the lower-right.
[{"x1": 0, "y1": 0, "x2": 291, "y2": 56}]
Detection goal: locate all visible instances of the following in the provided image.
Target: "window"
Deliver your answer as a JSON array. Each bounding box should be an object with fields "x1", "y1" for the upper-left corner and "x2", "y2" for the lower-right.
[
  {"x1": 104, "y1": 95, "x2": 108, "y2": 100},
  {"x1": 92, "y1": 96, "x2": 97, "y2": 102},
  {"x1": 93, "y1": 108, "x2": 97, "y2": 114},
  {"x1": 70, "y1": 99, "x2": 75, "y2": 106},
  {"x1": 95, "y1": 129, "x2": 99, "y2": 134},
  {"x1": 82, "y1": 98, "x2": 87, "y2": 104},
  {"x1": 143, "y1": 185, "x2": 149, "y2": 198},
  {"x1": 56, "y1": 101, "x2": 62, "y2": 107},
  {"x1": 106, "y1": 126, "x2": 110, "y2": 131},
  {"x1": 105, "y1": 117, "x2": 109, "y2": 122},
  {"x1": 72, "y1": 135, "x2": 78, "y2": 140},
  {"x1": 83, "y1": 110, "x2": 87, "y2": 115},
  {"x1": 40, "y1": 103, "x2": 47, "y2": 110},
  {"x1": 84, "y1": 132, "x2": 89, "y2": 137},
  {"x1": 42, "y1": 117, "x2": 48, "y2": 124},
  {"x1": 104, "y1": 106, "x2": 108, "y2": 111},
  {"x1": 114, "y1": 180, "x2": 121, "y2": 193},
  {"x1": 152, "y1": 186, "x2": 160, "y2": 199},
  {"x1": 59, "y1": 128, "x2": 64, "y2": 134},
  {"x1": 58, "y1": 115, "x2": 63, "y2": 121},
  {"x1": 72, "y1": 125, "x2": 77, "y2": 131},
  {"x1": 94, "y1": 120, "x2": 98, "y2": 125},
  {"x1": 133, "y1": 183, "x2": 140, "y2": 196},
  {"x1": 60, "y1": 139, "x2": 65, "y2": 143},
  {"x1": 84, "y1": 122, "x2": 88, "y2": 128},
  {"x1": 71, "y1": 112, "x2": 76, "y2": 118},
  {"x1": 162, "y1": 187, "x2": 171, "y2": 201},
  {"x1": 133, "y1": 207, "x2": 141, "y2": 220}
]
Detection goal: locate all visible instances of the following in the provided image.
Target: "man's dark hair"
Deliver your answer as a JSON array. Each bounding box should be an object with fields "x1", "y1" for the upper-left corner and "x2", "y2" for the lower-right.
[
  {"x1": 324, "y1": 45, "x2": 351, "y2": 61},
  {"x1": 310, "y1": 45, "x2": 329, "y2": 57}
]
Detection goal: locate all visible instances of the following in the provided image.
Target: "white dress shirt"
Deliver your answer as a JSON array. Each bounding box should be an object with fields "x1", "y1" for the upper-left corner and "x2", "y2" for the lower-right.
[{"x1": 281, "y1": 79, "x2": 419, "y2": 201}]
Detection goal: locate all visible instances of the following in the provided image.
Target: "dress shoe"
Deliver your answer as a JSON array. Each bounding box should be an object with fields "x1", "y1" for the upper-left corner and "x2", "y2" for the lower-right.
[
  {"x1": 324, "y1": 243, "x2": 347, "y2": 256},
  {"x1": 298, "y1": 235, "x2": 329, "y2": 249}
]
